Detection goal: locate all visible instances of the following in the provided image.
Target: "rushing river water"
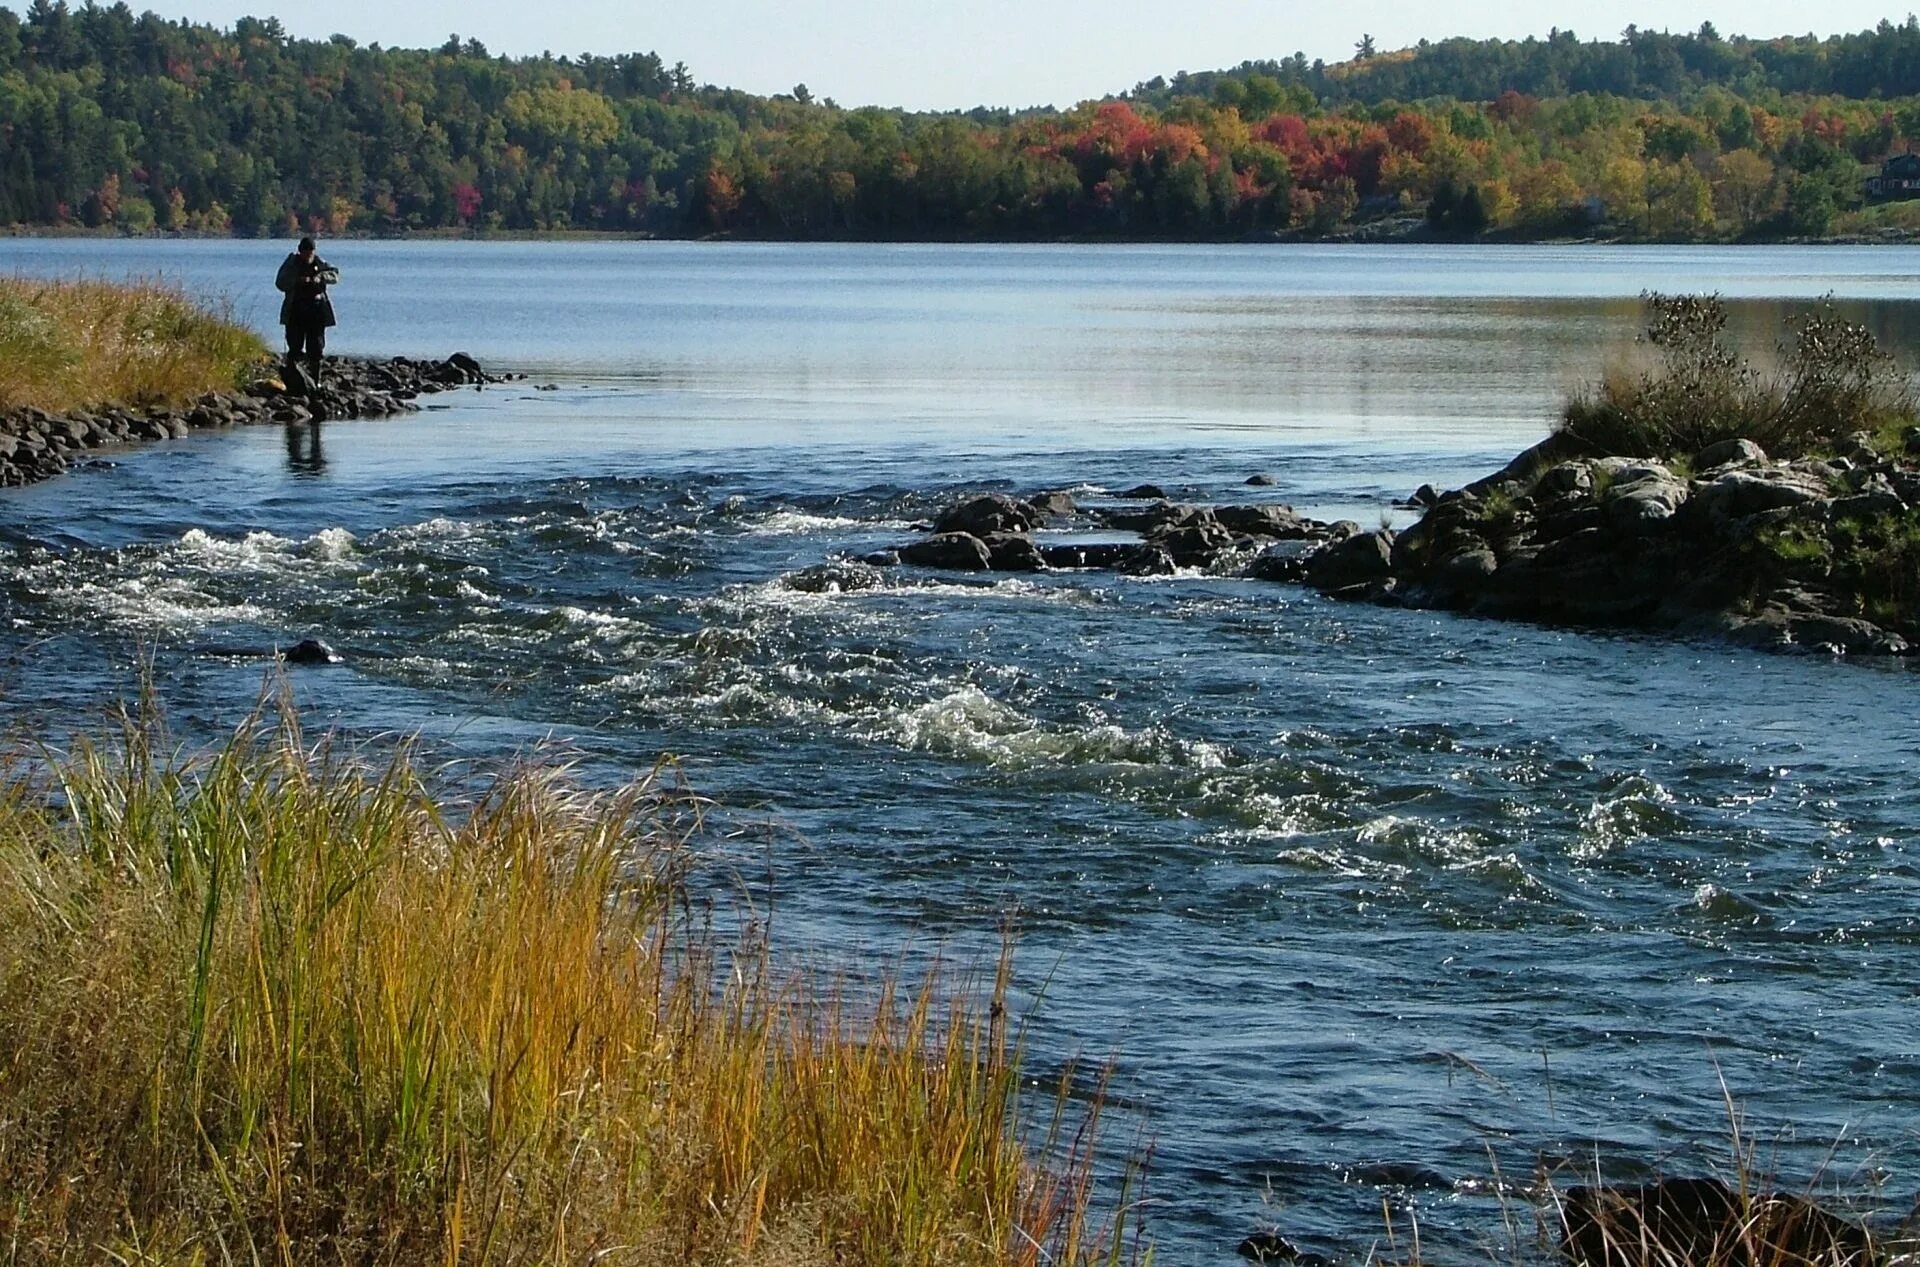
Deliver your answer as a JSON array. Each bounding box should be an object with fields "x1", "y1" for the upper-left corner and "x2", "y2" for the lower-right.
[{"x1": 3, "y1": 240, "x2": 1920, "y2": 1263}]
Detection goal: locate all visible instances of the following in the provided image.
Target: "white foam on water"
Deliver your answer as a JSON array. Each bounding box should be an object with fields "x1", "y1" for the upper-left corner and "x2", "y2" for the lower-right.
[
  {"x1": 64, "y1": 576, "x2": 270, "y2": 630},
  {"x1": 307, "y1": 527, "x2": 359, "y2": 561},
  {"x1": 1573, "y1": 776, "x2": 1679, "y2": 858},
  {"x1": 380, "y1": 516, "x2": 484, "y2": 544},
  {"x1": 869, "y1": 684, "x2": 1225, "y2": 771},
  {"x1": 1270, "y1": 844, "x2": 1413, "y2": 881},
  {"x1": 551, "y1": 604, "x2": 644, "y2": 633},
  {"x1": 744, "y1": 510, "x2": 883, "y2": 535},
  {"x1": 1224, "y1": 791, "x2": 1347, "y2": 840},
  {"x1": 176, "y1": 527, "x2": 297, "y2": 569},
  {"x1": 886, "y1": 577, "x2": 1113, "y2": 607}
]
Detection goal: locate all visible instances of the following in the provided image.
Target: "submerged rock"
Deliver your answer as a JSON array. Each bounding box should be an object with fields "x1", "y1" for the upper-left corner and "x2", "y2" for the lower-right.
[
  {"x1": 282, "y1": 638, "x2": 342, "y2": 666},
  {"x1": 1236, "y1": 1231, "x2": 1302, "y2": 1263},
  {"x1": 783, "y1": 561, "x2": 889, "y2": 593}
]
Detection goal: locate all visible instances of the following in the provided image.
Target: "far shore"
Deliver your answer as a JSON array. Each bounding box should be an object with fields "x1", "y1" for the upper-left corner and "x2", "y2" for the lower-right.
[{"x1": 8, "y1": 222, "x2": 1920, "y2": 248}]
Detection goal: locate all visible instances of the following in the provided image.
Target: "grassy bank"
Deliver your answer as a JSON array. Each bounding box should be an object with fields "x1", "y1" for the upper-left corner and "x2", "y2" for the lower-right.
[
  {"x1": 0, "y1": 707, "x2": 1128, "y2": 1266},
  {"x1": 0, "y1": 277, "x2": 268, "y2": 415}
]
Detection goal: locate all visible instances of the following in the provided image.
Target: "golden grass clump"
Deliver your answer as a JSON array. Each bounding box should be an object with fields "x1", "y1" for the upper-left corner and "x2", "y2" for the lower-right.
[
  {"x1": 0, "y1": 276, "x2": 269, "y2": 414},
  {"x1": 0, "y1": 705, "x2": 1129, "y2": 1266}
]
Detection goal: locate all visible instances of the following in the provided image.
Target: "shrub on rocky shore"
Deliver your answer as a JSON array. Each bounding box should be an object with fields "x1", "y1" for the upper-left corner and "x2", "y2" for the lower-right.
[{"x1": 1560, "y1": 293, "x2": 1916, "y2": 461}]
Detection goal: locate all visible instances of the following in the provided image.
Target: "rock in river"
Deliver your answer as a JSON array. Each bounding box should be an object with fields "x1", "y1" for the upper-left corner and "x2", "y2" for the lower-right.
[
  {"x1": 899, "y1": 532, "x2": 993, "y2": 571},
  {"x1": 282, "y1": 638, "x2": 342, "y2": 666}
]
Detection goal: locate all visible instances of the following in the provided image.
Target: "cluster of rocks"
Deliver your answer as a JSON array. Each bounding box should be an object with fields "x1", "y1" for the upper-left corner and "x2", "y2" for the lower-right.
[
  {"x1": 1336, "y1": 430, "x2": 1920, "y2": 656},
  {"x1": 0, "y1": 353, "x2": 505, "y2": 487},
  {"x1": 883, "y1": 430, "x2": 1919, "y2": 658},
  {"x1": 864, "y1": 486, "x2": 1350, "y2": 577}
]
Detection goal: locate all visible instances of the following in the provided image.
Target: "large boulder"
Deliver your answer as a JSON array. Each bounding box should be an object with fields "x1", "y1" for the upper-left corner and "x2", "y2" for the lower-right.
[
  {"x1": 1600, "y1": 462, "x2": 1689, "y2": 531},
  {"x1": 1215, "y1": 503, "x2": 1310, "y2": 538},
  {"x1": 1099, "y1": 501, "x2": 1205, "y2": 533},
  {"x1": 981, "y1": 532, "x2": 1047, "y2": 571},
  {"x1": 1694, "y1": 437, "x2": 1769, "y2": 471},
  {"x1": 1691, "y1": 467, "x2": 1831, "y2": 521},
  {"x1": 933, "y1": 493, "x2": 1041, "y2": 538},
  {"x1": 1305, "y1": 528, "x2": 1396, "y2": 590},
  {"x1": 898, "y1": 532, "x2": 993, "y2": 571},
  {"x1": 1150, "y1": 518, "x2": 1238, "y2": 568}
]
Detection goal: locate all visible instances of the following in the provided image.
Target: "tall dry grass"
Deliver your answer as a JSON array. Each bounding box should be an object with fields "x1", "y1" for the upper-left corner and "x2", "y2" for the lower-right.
[
  {"x1": 0, "y1": 703, "x2": 1133, "y2": 1266},
  {"x1": 0, "y1": 276, "x2": 268, "y2": 414}
]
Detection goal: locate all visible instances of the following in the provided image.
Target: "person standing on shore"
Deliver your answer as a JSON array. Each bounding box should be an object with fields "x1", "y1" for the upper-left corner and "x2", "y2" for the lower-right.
[{"x1": 274, "y1": 236, "x2": 338, "y2": 388}]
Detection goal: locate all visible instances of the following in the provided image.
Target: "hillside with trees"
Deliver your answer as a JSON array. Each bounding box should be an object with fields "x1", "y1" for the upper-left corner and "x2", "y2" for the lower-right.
[{"x1": 7, "y1": 2, "x2": 1920, "y2": 241}]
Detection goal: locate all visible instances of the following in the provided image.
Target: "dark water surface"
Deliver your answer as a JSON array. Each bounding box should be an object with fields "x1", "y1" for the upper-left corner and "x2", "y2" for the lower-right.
[{"x1": 3, "y1": 240, "x2": 1919, "y2": 1263}]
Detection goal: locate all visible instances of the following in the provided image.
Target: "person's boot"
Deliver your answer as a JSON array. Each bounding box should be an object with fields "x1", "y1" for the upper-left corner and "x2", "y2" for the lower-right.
[{"x1": 283, "y1": 356, "x2": 311, "y2": 398}]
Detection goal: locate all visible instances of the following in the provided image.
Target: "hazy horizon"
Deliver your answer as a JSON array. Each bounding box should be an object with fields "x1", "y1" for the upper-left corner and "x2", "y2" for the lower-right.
[{"x1": 51, "y1": 1, "x2": 1920, "y2": 110}]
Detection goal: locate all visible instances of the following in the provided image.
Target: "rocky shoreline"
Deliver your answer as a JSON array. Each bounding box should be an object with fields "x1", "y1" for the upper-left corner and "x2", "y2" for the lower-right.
[
  {"x1": 864, "y1": 430, "x2": 1920, "y2": 659},
  {"x1": 0, "y1": 354, "x2": 506, "y2": 487}
]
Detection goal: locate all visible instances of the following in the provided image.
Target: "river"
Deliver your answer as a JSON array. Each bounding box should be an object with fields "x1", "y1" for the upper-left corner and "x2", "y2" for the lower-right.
[{"x1": 2, "y1": 239, "x2": 1918, "y2": 1264}]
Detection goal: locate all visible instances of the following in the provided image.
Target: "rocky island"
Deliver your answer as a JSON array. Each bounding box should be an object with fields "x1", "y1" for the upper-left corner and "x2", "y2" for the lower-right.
[{"x1": 874, "y1": 295, "x2": 1920, "y2": 659}]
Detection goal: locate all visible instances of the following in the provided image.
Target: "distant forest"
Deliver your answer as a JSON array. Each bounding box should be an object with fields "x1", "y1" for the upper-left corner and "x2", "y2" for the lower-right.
[{"x1": 9, "y1": 2, "x2": 1920, "y2": 240}]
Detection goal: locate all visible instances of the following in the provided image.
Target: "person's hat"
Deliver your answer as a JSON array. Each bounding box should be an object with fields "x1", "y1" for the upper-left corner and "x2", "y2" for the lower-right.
[{"x1": 298, "y1": 236, "x2": 316, "y2": 251}]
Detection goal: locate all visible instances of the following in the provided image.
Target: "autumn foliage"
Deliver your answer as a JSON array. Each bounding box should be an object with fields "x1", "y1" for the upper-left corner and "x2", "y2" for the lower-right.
[{"x1": 6, "y1": 5, "x2": 1920, "y2": 239}]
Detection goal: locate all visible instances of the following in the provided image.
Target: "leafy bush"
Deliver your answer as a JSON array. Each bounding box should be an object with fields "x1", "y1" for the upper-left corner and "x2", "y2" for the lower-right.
[{"x1": 1558, "y1": 292, "x2": 1917, "y2": 460}]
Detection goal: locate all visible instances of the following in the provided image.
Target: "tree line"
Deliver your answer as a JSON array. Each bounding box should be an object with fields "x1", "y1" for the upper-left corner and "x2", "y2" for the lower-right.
[{"x1": 5, "y1": 1, "x2": 1920, "y2": 240}]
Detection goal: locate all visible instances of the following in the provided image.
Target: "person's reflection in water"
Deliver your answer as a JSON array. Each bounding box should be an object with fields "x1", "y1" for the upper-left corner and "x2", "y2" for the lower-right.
[{"x1": 285, "y1": 420, "x2": 326, "y2": 475}]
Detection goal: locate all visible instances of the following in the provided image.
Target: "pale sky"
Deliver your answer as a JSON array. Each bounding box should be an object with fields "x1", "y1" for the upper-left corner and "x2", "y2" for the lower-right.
[{"x1": 130, "y1": 1, "x2": 1917, "y2": 110}]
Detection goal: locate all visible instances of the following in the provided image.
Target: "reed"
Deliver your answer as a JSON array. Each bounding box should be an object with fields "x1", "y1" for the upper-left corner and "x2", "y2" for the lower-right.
[
  {"x1": 0, "y1": 276, "x2": 268, "y2": 414},
  {"x1": 0, "y1": 702, "x2": 1131, "y2": 1266}
]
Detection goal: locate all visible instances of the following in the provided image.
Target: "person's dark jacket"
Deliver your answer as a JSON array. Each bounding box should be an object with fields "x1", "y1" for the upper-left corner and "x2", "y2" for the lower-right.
[{"x1": 275, "y1": 252, "x2": 338, "y2": 328}]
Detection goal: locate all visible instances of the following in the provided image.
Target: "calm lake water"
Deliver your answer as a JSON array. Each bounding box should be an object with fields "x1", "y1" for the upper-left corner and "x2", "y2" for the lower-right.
[{"x1": 3, "y1": 239, "x2": 1919, "y2": 1263}]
